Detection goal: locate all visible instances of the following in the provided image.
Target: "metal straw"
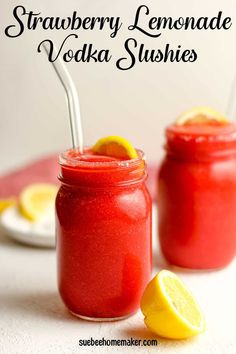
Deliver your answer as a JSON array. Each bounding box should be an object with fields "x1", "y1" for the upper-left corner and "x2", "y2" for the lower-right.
[
  {"x1": 42, "y1": 43, "x2": 84, "y2": 152},
  {"x1": 227, "y1": 76, "x2": 236, "y2": 120}
]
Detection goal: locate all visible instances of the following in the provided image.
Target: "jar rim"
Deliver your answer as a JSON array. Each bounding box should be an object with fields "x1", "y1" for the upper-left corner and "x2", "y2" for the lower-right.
[
  {"x1": 166, "y1": 122, "x2": 236, "y2": 140},
  {"x1": 59, "y1": 147, "x2": 146, "y2": 170},
  {"x1": 165, "y1": 122, "x2": 236, "y2": 161},
  {"x1": 58, "y1": 147, "x2": 147, "y2": 187}
]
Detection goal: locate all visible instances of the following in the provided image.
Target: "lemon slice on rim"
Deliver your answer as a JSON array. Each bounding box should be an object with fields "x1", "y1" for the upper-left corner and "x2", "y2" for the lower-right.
[
  {"x1": 176, "y1": 106, "x2": 228, "y2": 126},
  {"x1": 19, "y1": 183, "x2": 58, "y2": 222},
  {"x1": 0, "y1": 198, "x2": 17, "y2": 213},
  {"x1": 141, "y1": 270, "x2": 206, "y2": 339},
  {"x1": 92, "y1": 136, "x2": 138, "y2": 159}
]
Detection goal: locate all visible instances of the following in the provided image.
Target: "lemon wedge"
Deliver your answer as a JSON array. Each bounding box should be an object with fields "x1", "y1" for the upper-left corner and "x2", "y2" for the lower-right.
[
  {"x1": 141, "y1": 270, "x2": 206, "y2": 339},
  {"x1": 176, "y1": 106, "x2": 228, "y2": 126},
  {"x1": 0, "y1": 198, "x2": 17, "y2": 213},
  {"x1": 92, "y1": 136, "x2": 138, "y2": 159},
  {"x1": 19, "y1": 183, "x2": 58, "y2": 222}
]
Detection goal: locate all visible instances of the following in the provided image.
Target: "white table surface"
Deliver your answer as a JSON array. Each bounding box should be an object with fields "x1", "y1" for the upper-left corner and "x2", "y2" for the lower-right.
[{"x1": 0, "y1": 205, "x2": 236, "y2": 354}]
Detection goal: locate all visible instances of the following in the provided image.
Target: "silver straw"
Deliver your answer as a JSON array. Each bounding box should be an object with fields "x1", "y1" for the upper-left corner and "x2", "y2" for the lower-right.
[
  {"x1": 42, "y1": 43, "x2": 84, "y2": 153},
  {"x1": 226, "y1": 76, "x2": 236, "y2": 120}
]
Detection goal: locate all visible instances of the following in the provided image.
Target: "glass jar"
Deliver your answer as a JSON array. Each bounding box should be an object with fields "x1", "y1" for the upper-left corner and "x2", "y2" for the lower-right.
[
  {"x1": 56, "y1": 148, "x2": 152, "y2": 320},
  {"x1": 158, "y1": 122, "x2": 236, "y2": 269}
]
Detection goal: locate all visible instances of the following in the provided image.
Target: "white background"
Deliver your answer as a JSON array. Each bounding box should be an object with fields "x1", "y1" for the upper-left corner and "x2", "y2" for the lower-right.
[{"x1": 0, "y1": 0, "x2": 236, "y2": 173}]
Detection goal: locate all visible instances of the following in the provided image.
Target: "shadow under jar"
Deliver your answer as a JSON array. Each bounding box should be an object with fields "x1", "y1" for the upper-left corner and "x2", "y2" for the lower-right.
[
  {"x1": 56, "y1": 148, "x2": 152, "y2": 321},
  {"x1": 158, "y1": 122, "x2": 236, "y2": 270}
]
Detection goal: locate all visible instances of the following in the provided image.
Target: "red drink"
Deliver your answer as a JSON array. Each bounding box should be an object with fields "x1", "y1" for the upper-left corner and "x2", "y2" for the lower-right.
[
  {"x1": 56, "y1": 148, "x2": 152, "y2": 320},
  {"x1": 158, "y1": 121, "x2": 236, "y2": 269}
]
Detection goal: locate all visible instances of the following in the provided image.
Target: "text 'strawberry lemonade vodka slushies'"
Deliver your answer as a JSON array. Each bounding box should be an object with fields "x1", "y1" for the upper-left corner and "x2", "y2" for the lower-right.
[
  {"x1": 158, "y1": 108, "x2": 236, "y2": 269},
  {"x1": 56, "y1": 145, "x2": 152, "y2": 320}
]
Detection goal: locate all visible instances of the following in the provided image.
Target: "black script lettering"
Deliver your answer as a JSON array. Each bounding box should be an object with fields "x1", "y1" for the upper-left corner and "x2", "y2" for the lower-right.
[
  {"x1": 4, "y1": 5, "x2": 28, "y2": 37},
  {"x1": 27, "y1": 11, "x2": 43, "y2": 29},
  {"x1": 128, "y1": 5, "x2": 161, "y2": 38},
  {"x1": 163, "y1": 44, "x2": 176, "y2": 62},
  {"x1": 108, "y1": 17, "x2": 122, "y2": 38},
  {"x1": 128, "y1": 7, "x2": 232, "y2": 37},
  {"x1": 5, "y1": 7, "x2": 122, "y2": 39},
  {"x1": 95, "y1": 17, "x2": 122, "y2": 38},
  {"x1": 189, "y1": 50, "x2": 198, "y2": 62},
  {"x1": 70, "y1": 13, "x2": 122, "y2": 38},
  {"x1": 116, "y1": 38, "x2": 137, "y2": 70},
  {"x1": 208, "y1": 11, "x2": 230, "y2": 29},
  {"x1": 196, "y1": 17, "x2": 209, "y2": 30},
  {"x1": 37, "y1": 34, "x2": 78, "y2": 62},
  {"x1": 222, "y1": 16, "x2": 232, "y2": 29},
  {"x1": 55, "y1": 17, "x2": 71, "y2": 30},
  {"x1": 138, "y1": 44, "x2": 163, "y2": 62},
  {"x1": 64, "y1": 49, "x2": 74, "y2": 62},
  {"x1": 70, "y1": 11, "x2": 81, "y2": 30},
  {"x1": 116, "y1": 40, "x2": 198, "y2": 70},
  {"x1": 175, "y1": 17, "x2": 185, "y2": 30},
  {"x1": 181, "y1": 49, "x2": 191, "y2": 62},
  {"x1": 38, "y1": 34, "x2": 111, "y2": 63},
  {"x1": 73, "y1": 44, "x2": 111, "y2": 63}
]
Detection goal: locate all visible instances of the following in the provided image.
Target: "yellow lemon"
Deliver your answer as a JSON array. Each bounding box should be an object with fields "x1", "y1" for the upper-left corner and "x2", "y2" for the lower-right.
[
  {"x1": 176, "y1": 106, "x2": 228, "y2": 126},
  {"x1": 19, "y1": 183, "x2": 58, "y2": 222},
  {"x1": 0, "y1": 198, "x2": 17, "y2": 213},
  {"x1": 141, "y1": 270, "x2": 206, "y2": 339},
  {"x1": 92, "y1": 136, "x2": 138, "y2": 159}
]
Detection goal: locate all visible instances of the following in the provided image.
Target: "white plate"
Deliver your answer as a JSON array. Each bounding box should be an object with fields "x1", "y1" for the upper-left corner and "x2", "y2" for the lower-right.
[{"x1": 0, "y1": 206, "x2": 55, "y2": 248}]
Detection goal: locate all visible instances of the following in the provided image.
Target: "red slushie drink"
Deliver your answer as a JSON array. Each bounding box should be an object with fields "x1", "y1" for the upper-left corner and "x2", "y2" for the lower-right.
[{"x1": 56, "y1": 145, "x2": 152, "y2": 320}]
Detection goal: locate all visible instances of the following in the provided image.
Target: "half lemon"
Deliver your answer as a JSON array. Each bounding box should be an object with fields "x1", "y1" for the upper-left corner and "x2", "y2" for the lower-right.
[
  {"x1": 141, "y1": 270, "x2": 206, "y2": 339},
  {"x1": 19, "y1": 183, "x2": 58, "y2": 222},
  {"x1": 0, "y1": 198, "x2": 16, "y2": 213},
  {"x1": 92, "y1": 136, "x2": 138, "y2": 159},
  {"x1": 176, "y1": 106, "x2": 228, "y2": 126}
]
